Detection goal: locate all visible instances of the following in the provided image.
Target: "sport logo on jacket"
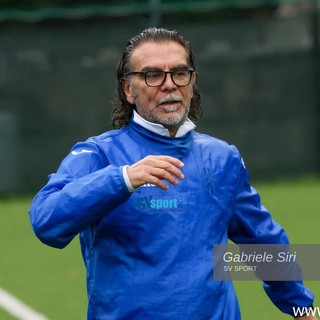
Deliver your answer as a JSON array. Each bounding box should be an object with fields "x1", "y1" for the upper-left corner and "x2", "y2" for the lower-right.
[{"x1": 135, "y1": 195, "x2": 183, "y2": 211}]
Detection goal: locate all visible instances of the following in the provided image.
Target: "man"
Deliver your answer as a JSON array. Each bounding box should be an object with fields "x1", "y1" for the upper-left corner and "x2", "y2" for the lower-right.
[{"x1": 29, "y1": 27, "x2": 316, "y2": 319}]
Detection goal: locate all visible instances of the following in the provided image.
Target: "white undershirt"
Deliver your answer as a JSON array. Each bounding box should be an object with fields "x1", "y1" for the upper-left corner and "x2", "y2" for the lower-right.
[
  {"x1": 132, "y1": 110, "x2": 196, "y2": 137},
  {"x1": 122, "y1": 110, "x2": 196, "y2": 192}
]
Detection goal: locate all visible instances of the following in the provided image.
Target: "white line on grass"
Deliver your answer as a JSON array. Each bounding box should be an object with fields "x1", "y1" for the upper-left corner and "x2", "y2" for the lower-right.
[{"x1": 0, "y1": 288, "x2": 49, "y2": 320}]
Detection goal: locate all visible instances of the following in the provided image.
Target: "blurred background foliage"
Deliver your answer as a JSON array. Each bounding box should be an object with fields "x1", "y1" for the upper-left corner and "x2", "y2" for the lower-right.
[
  {"x1": 0, "y1": 0, "x2": 319, "y2": 194},
  {"x1": 0, "y1": 0, "x2": 289, "y2": 8}
]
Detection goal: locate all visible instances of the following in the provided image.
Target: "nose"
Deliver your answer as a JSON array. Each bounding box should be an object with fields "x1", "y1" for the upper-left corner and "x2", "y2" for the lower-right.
[{"x1": 161, "y1": 72, "x2": 176, "y2": 90}]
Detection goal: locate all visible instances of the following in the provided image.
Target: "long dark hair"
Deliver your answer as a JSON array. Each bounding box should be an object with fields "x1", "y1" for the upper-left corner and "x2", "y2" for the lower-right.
[{"x1": 112, "y1": 27, "x2": 202, "y2": 129}]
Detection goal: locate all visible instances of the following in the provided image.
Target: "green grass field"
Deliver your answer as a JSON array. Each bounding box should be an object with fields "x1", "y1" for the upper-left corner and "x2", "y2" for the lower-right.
[{"x1": 0, "y1": 177, "x2": 319, "y2": 320}]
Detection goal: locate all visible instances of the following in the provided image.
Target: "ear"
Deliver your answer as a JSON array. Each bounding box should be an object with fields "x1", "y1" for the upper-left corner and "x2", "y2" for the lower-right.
[
  {"x1": 191, "y1": 71, "x2": 197, "y2": 86},
  {"x1": 189, "y1": 72, "x2": 197, "y2": 99},
  {"x1": 122, "y1": 79, "x2": 135, "y2": 105}
]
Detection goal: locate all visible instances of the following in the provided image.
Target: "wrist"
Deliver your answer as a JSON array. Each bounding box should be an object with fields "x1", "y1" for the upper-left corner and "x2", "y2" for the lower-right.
[{"x1": 122, "y1": 165, "x2": 136, "y2": 192}]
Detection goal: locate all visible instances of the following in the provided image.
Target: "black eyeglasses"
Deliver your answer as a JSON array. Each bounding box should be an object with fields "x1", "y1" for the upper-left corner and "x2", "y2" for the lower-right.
[{"x1": 124, "y1": 68, "x2": 195, "y2": 87}]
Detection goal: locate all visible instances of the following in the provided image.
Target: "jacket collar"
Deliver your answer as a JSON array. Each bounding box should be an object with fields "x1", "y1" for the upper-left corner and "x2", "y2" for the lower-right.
[{"x1": 132, "y1": 110, "x2": 196, "y2": 138}]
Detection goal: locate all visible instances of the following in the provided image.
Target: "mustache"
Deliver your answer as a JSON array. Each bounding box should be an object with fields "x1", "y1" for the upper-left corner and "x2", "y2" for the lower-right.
[{"x1": 158, "y1": 94, "x2": 183, "y2": 105}]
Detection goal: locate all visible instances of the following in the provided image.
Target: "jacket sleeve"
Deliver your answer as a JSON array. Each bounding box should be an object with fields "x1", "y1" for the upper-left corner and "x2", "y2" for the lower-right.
[
  {"x1": 228, "y1": 148, "x2": 314, "y2": 316},
  {"x1": 29, "y1": 141, "x2": 131, "y2": 249}
]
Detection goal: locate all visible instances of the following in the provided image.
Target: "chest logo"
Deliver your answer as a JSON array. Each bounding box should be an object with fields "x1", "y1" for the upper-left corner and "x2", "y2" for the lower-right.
[{"x1": 135, "y1": 195, "x2": 183, "y2": 211}]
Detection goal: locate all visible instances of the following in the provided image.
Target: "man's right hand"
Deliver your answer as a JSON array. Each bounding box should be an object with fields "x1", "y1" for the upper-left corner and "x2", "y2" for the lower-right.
[{"x1": 126, "y1": 155, "x2": 185, "y2": 190}]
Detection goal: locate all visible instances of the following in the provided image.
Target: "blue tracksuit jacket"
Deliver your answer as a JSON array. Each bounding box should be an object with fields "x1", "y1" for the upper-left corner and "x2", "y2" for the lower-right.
[{"x1": 29, "y1": 120, "x2": 314, "y2": 319}]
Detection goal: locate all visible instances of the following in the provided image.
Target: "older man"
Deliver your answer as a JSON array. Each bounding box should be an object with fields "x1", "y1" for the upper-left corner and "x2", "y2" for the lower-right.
[{"x1": 30, "y1": 27, "x2": 316, "y2": 320}]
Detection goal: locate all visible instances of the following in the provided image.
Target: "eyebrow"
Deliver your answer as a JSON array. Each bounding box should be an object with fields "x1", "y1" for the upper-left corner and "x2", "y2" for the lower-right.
[{"x1": 140, "y1": 64, "x2": 190, "y2": 72}]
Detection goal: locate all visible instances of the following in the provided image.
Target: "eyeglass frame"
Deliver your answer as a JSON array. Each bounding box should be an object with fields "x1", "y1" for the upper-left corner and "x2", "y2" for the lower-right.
[{"x1": 123, "y1": 68, "x2": 195, "y2": 87}]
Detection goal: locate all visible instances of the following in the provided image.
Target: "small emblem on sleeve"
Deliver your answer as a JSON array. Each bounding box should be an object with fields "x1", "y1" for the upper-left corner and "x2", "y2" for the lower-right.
[{"x1": 71, "y1": 149, "x2": 93, "y2": 155}]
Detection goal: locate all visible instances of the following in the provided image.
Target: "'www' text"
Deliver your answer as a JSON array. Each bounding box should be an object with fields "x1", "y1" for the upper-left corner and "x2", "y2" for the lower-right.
[{"x1": 293, "y1": 307, "x2": 320, "y2": 317}]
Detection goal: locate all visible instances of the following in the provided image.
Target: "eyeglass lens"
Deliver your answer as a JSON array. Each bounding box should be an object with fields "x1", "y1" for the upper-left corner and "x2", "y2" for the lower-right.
[{"x1": 145, "y1": 70, "x2": 192, "y2": 87}]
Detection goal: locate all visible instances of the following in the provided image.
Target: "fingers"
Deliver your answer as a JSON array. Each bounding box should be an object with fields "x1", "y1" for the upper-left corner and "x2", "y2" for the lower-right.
[{"x1": 126, "y1": 155, "x2": 185, "y2": 190}]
